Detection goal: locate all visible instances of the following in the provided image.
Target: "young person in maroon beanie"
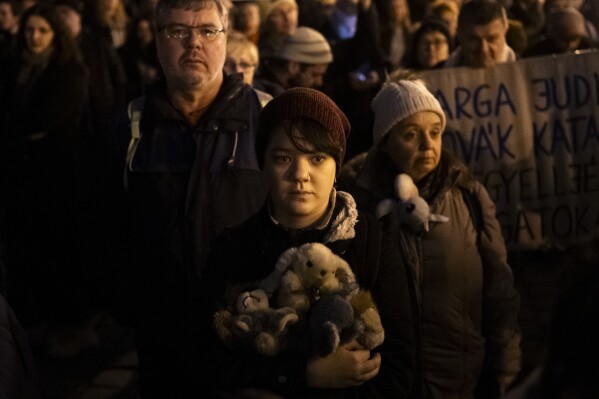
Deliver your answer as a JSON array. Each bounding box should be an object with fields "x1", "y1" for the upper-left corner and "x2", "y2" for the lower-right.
[{"x1": 198, "y1": 87, "x2": 415, "y2": 398}]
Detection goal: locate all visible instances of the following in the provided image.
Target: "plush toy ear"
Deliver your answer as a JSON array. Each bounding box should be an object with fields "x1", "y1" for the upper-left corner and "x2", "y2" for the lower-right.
[
  {"x1": 275, "y1": 247, "x2": 299, "y2": 271},
  {"x1": 259, "y1": 247, "x2": 299, "y2": 296},
  {"x1": 395, "y1": 174, "x2": 419, "y2": 201},
  {"x1": 375, "y1": 198, "x2": 396, "y2": 219},
  {"x1": 334, "y1": 256, "x2": 356, "y2": 284}
]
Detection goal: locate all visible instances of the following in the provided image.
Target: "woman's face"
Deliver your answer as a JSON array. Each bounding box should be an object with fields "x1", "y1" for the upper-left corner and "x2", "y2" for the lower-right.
[
  {"x1": 416, "y1": 30, "x2": 449, "y2": 68},
  {"x1": 381, "y1": 111, "x2": 443, "y2": 182},
  {"x1": 224, "y1": 50, "x2": 256, "y2": 85},
  {"x1": 267, "y1": 3, "x2": 298, "y2": 36},
  {"x1": 263, "y1": 125, "x2": 337, "y2": 229},
  {"x1": 238, "y1": 2, "x2": 260, "y2": 33},
  {"x1": 25, "y1": 15, "x2": 54, "y2": 54}
]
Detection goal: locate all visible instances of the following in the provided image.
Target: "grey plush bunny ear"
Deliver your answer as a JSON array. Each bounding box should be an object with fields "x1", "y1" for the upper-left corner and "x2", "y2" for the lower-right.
[{"x1": 259, "y1": 247, "x2": 299, "y2": 297}]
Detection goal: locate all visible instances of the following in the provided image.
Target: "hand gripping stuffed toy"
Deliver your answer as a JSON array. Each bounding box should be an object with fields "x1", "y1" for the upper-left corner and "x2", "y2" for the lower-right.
[
  {"x1": 376, "y1": 173, "x2": 449, "y2": 233},
  {"x1": 259, "y1": 242, "x2": 385, "y2": 356},
  {"x1": 213, "y1": 288, "x2": 299, "y2": 357}
]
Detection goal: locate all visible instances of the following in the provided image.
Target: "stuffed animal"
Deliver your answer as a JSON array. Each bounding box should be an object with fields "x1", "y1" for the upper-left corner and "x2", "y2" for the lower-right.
[
  {"x1": 351, "y1": 290, "x2": 385, "y2": 350},
  {"x1": 309, "y1": 294, "x2": 364, "y2": 356},
  {"x1": 376, "y1": 173, "x2": 449, "y2": 233},
  {"x1": 259, "y1": 242, "x2": 384, "y2": 356},
  {"x1": 259, "y1": 242, "x2": 357, "y2": 313},
  {"x1": 213, "y1": 288, "x2": 299, "y2": 357}
]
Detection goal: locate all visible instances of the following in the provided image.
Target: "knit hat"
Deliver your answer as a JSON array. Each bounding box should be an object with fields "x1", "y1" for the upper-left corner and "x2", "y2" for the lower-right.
[
  {"x1": 265, "y1": 27, "x2": 333, "y2": 64},
  {"x1": 257, "y1": 87, "x2": 351, "y2": 170},
  {"x1": 371, "y1": 79, "x2": 446, "y2": 145}
]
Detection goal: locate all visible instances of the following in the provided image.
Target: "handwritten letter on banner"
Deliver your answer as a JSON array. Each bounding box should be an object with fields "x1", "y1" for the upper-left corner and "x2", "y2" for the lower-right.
[{"x1": 421, "y1": 51, "x2": 599, "y2": 250}]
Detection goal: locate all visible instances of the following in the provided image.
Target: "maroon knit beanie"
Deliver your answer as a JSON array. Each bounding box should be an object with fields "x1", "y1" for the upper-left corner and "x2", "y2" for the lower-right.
[{"x1": 256, "y1": 87, "x2": 351, "y2": 170}]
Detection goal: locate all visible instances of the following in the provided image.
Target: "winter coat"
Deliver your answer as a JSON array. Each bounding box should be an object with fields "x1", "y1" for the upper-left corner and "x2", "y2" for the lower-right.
[
  {"x1": 339, "y1": 149, "x2": 522, "y2": 399},
  {"x1": 117, "y1": 73, "x2": 269, "y2": 396},
  {"x1": 199, "y1": 191, "x2": 416, "y2": 398},
  {"x1": 78, "y1": 30, "x2": 127, "y2": 137},
  {"x1": 3, "y1": 54, "x2": 91, "y2": 326}
]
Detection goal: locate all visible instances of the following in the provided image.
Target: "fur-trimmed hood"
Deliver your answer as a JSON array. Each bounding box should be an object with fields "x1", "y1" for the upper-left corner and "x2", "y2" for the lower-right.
[{"x1": 323, "y1": 190, "x2": 359, "y2": 243}]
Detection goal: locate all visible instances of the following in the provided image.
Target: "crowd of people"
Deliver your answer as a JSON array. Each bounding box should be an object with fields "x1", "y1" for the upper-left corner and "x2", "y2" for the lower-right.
[{"x1": 0, "y1": 0, "x2": 597, "y2": 398}]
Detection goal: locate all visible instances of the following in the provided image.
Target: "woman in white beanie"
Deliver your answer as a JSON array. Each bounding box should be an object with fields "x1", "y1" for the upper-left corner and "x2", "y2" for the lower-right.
[{"x1": 338, "y1": 73, "x2": 522, "y2": 399}]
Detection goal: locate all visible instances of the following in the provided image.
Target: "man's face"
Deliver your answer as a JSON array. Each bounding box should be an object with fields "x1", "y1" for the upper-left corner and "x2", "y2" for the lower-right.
[
  {"x1": 0, "y1": 2, "x2": 16, "y2": 32},
  {"x1": 155, "y1": 5, "x2": 227, "y2": 91},
  {"x1": 459, "y1": 17, "x2": 508, "y2": 68},
  {"x1": 290, "y1": 63, "x2": 328, "y2": 89}
]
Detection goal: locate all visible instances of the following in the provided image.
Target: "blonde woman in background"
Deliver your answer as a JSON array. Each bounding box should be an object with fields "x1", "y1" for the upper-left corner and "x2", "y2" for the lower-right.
[{"x1": 225, "y1": 30, "x2": 258, "y2": 85}]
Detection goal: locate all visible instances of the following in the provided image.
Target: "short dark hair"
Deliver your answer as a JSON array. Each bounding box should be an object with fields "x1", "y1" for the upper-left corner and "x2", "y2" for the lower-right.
[
  {"x1": 458, "y1": 0, "x2": 507, "y2": 31},
  {"x1": 256, "y1": 88, "x2": 351, "y2": 174},
  {"x1": 261, "y1": 118, "x2": 345, "y2": 173}
]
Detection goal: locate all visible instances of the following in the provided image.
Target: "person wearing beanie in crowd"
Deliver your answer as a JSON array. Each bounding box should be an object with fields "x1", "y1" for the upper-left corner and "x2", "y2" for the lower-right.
[
  {"x1": 444, "y1": 0, "x2": 516, "y2": 68},
  {"x1": 338, "y1": 72, "x2": 522, "y2": 399},
  {"x1": 198, "y1": 87, "x2": 415, "y2": 398},
  {"x1": 254, "y1": 26, "x2": 333, "y2": 96}
]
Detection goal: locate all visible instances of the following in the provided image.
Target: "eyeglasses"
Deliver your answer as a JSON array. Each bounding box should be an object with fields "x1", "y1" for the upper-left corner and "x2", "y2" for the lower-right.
[
  {"x1": 224, "y1": 60, "x2": 256, "y2": 70},
  {"x1": 159, "y1": 24, "x2": 226, "y2": 41}
]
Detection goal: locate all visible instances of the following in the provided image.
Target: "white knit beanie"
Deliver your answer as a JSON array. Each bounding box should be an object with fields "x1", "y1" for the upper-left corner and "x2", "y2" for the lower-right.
[{"x1": 371, "y1": 79, "x2": 446, "y2": 145}]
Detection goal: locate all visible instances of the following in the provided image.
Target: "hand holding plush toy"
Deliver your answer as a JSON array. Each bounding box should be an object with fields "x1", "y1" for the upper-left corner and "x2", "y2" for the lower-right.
[{"x1": 376, "y1": 173, "x2": 448, "y2": 233}]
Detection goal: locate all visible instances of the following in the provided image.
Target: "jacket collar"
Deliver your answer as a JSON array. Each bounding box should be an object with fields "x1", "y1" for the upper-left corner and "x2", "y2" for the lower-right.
[{"x1": 142, "y1": 72, "x2": 250, "y2": 129}]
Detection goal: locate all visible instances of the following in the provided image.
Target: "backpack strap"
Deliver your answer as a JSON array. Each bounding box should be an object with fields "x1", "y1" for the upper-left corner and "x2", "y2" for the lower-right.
[
  {"x1": 253, "y1": 88, "x2": 272, "y2": 108},
  {"x1": 460, "y1": 186, "x2": 484, "y2": 247},
  {"x1": 123, "y1": 96, "x2": 146, "y2": 188}
]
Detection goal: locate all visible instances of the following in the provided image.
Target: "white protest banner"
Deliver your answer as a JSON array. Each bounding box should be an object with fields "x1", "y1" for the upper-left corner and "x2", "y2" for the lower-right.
[{"x1": 421, "y1": 51, "x2": 599, "y2": 250}]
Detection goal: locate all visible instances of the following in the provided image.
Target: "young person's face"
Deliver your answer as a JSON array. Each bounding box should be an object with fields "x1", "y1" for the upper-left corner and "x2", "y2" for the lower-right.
[
  {"x1": 156, "y1": 5, "x2": 227, "y2": 91},
  {"x1": 25, "y1": 15, "x2": 54, "y2": 54},
  {"x1": 263, "y1": 125, "x2": 337, "y2": 229},
  {"x1": 381, "y1": 111, "x2": 443, "y2": 182}
]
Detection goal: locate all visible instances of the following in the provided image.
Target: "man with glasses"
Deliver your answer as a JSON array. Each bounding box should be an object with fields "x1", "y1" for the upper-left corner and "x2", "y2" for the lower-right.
[{"x1": 115, "y1": 0, "x2": 270, "y2": 396}]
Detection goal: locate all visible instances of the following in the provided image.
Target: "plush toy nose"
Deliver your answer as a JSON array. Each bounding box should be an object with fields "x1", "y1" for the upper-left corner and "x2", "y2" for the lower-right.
[{"x1": 320, "y1": 270, "x2": 327, "y2": 277}]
